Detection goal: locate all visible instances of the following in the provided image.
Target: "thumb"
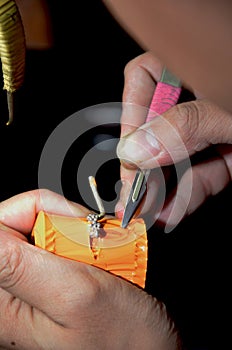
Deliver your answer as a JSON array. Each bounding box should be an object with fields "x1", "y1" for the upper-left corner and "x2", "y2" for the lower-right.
[{"x1": 117, "y1": 99, "x2": 232, "y2": 169}]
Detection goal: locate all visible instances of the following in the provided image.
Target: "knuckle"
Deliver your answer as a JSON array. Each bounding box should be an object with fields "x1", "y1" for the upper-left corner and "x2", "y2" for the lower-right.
[
  {"x1": 175, "y1": 99, "x2": 232, "y2": 148},
  {"x1": 124, "y1": 57, "x2": 137, "y2": 77},
  {"x1": 124, "y1": 52, "x2": 149, "y2": 76},
  {"x1": 77, "y1": 268, "x2": 103, "y2": 304},
  {"x1": 175, "y1": 101, "x2": 206, "y2": 149},
  {"x1": 32, "y1": 188, "x2": 53, "y2": 199},
  {"x1": 0, "y1": 241, "x2": 24, "y2": 289},
  {"x1": 60, "y1": 266, "x2": 104, "y2": 317},
  {"x1": 74, "y1": 265, "x2": 115, "y2": 311}
]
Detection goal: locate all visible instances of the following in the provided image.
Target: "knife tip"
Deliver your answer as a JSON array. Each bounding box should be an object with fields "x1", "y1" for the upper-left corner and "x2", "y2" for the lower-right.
[{"x1": 121, "y1": 217, "x2": 128, "y2": 228}]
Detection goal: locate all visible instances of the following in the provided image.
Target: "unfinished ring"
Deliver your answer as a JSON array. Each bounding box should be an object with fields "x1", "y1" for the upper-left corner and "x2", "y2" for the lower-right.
[{"x1": 87, "y1": 213, "x2": 101, "y2": 238}]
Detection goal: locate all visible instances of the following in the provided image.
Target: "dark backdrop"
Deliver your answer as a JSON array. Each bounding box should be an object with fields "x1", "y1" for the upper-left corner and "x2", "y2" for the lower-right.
[{"x1": 0, "y1": 2, "x2": 230, "y2": 349}]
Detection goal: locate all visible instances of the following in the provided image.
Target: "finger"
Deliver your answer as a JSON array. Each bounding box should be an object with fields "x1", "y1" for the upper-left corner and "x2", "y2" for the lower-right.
[
  {"x1": 0, "y1": 231, "x2": 97, "y2": 327},
  {"x1": 118, "y1": 52, "x2": 163, "y2": 213},
  {"x1": 115, "y1": 167, "x2": 136, "y2": 218},
  {"x1": 0, "y1": 222, "x2": 27, "y2": 241},
  {"x1": 156, "y1": 151, "x2": 232, "y2": 232},
  {"x1": 0, "y1": 189, "x2": 89, "y2": 235},
  {"x1": 121, "y1": 52, "x2": 163, "y2": 137},
  {"x1": 0, "y1": 286, "x2": 60, "y2": 350},
  {"x1": 116, "y1": 163, "x2": 166, "y2": 220},
  {"x1": 117, "y1": 99, "x2": 232, "y2": 169}
]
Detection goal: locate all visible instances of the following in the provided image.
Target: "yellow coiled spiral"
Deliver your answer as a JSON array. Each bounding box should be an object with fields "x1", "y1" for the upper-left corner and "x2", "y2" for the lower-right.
[{"x1": 0, "y1": 0, "x2": 25, "y2": 124}]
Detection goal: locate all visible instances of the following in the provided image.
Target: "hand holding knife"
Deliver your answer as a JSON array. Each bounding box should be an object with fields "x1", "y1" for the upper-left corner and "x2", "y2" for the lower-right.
[{"x1": 121, "y1": 67, "x2": 181, "y2": 228}]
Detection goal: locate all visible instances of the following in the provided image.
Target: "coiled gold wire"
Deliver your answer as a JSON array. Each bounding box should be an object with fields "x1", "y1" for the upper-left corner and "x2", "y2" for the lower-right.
[{"x1": 0, "y1": 0, "x2": 25, "y2": 124}]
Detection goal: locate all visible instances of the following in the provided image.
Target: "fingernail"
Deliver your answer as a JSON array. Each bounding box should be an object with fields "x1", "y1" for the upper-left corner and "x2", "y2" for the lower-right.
[
  {"x1": 117, "y1": 126, "x2": 161, "y2": 166},
  {"x1": 115, "y1": 203, "x2": 124, "y2": 219},
  {"x1": 120, "y1": 159, "x2": 138, "y2": 170}
]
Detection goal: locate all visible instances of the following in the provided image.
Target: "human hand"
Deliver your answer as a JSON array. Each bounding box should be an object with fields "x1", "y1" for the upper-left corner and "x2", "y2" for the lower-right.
[
  {"x1": 116, "y1": 52, "x2": 232, "y2": 231},
  {"x1": 0, "y1": 189, "x2": 181, "y2": 349}
]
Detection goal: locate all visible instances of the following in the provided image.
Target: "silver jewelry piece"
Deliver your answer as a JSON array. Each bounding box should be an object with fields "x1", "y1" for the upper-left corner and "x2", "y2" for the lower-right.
[
  {"x1": 87, "y1": 213, "x2": 101, "y2": 239},
  {"x1": 87, "y1": 176, "x2": 106, "y2": 240}
]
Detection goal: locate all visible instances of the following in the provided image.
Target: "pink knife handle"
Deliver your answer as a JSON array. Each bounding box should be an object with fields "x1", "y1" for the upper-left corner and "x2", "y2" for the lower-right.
[{"x1": 146, "y1": 82, "x2": 181, "y2": 123}]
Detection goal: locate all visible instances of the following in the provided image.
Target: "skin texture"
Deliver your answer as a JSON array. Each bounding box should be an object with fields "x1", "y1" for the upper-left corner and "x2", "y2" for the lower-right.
[
  {"x1": 115, "y1": 52, "x2": 232, "y2": 230},
  {"x1": 103, "y1": 0, "x2": 232, "y2": 113},
  {"x1": 0, "y1": 189, "x2": 182, "y2": 350}
]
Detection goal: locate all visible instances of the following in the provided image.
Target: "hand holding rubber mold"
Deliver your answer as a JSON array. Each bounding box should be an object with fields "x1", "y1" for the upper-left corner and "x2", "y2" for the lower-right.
[{"x1": 0, "y1": 189, "x2": 181, "y2": 349}]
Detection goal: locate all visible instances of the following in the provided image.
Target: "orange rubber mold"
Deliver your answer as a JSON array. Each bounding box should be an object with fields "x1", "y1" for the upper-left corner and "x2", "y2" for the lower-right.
[{"x1": 32, "y1": 211, "x2": 148, "y2": 288}]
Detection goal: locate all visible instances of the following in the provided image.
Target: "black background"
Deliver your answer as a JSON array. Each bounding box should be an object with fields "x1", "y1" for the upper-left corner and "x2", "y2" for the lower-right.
[{"x1": 0, "y1": 1, "x2": 230, "y2": 349}]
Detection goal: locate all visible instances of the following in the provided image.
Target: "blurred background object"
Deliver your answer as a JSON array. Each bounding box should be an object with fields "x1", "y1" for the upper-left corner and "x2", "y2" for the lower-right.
[
  {"x1": 15, "y1": 0, "x2": 53, "y2": 49},
  {"x1": 0, "y1": 0, "x2": 142, "y2": 199}
]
